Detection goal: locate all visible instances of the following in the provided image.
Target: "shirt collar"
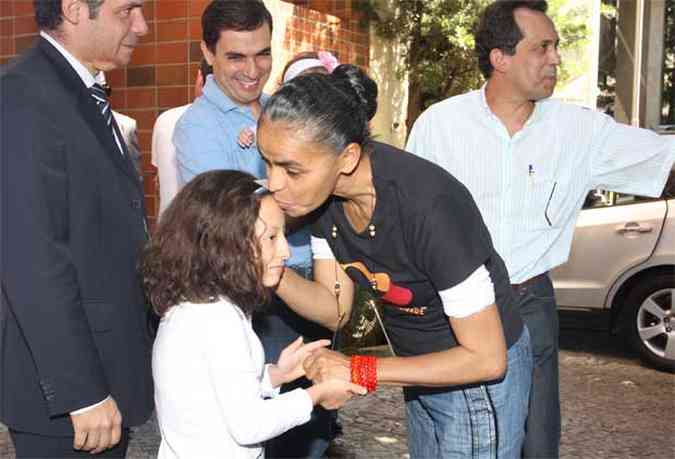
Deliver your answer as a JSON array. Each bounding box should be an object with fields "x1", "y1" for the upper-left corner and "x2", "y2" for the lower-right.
[
  {"x1": 202, "y1": 75, "x2": 269, "y2": 116},
  {"x1": 40, "y1": 31, "x2": 99, "y2": 89},
  {"x1": 479, "y1": 82, "x2": 545, "y2": 127}
]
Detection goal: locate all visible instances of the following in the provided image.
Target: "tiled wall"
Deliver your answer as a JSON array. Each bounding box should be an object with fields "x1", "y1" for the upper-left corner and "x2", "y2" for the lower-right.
[{"x1": 0, "y1": 0, "x2": 369, "y2": 226}]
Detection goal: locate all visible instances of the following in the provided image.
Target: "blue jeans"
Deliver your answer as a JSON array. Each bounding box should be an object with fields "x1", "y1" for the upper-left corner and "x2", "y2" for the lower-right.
[
  {"x1": 515, "y1": 274, "x2": 561, "y2": 458},
  {"x1": 253, "y1": 266, "x2": 334, "y2": 458},
  {"x1": 405, "y1": 328, "x2": 532, "y2": 459}
]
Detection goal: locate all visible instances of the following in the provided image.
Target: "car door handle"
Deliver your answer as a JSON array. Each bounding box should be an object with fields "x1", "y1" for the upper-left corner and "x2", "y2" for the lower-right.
[{"x1": 616, "y1": 222, "x2": 654, "y2": 234}]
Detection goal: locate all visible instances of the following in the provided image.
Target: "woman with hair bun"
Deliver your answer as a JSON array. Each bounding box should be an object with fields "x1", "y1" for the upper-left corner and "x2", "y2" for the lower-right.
[{"x1": 256, "y1": 65, "x2": 533, "y2": 458}]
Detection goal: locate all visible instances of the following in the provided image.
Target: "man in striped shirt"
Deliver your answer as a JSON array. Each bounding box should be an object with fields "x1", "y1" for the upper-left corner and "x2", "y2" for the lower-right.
[{"x1": 407, "y1": 1, "x2": 675, "y2": 457}]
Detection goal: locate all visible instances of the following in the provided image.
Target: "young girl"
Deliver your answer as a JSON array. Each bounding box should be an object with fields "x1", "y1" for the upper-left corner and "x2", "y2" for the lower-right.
[{"x1": 141, "y1": 170, "x2": 364, "y2": 459}]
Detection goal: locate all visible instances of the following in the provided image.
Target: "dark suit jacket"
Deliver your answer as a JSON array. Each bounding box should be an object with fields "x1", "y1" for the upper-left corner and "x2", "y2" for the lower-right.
[{"x1": 0, "y1": 38, "x2": 154, "y2": 435}]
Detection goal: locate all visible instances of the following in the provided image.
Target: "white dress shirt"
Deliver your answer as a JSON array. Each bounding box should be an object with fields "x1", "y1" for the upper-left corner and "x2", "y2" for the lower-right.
[
  {"x1": 41, "y1": 31, "x2": 125, "y2": 157},
  {"x1": 151, "y1": 105, "x2": 189, "y2": 218},
  {"x1": 407, "y1": 85, "x2": 675, "y2": 283},
  {"x1": 153, "y1": 298, "x2": 313, "y2": 459}
]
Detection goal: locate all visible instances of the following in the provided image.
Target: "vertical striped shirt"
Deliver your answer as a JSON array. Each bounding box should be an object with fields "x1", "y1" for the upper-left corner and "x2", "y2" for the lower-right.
[{"x1": 406, "y1": 85, "x2": 675, "y2": 283}]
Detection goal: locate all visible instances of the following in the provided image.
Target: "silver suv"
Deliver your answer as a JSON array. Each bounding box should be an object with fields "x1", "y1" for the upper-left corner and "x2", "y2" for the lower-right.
[{"x1": 552, "y1": 164, "x2": 675, "y2": 371}]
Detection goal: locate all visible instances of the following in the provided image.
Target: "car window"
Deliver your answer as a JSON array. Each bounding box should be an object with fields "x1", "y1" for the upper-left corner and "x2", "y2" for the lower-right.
[
  {"x1": 660, "y1": 169, "x2": 675, "y2": 199},
  {"x1": 582, "y1": 190, "x2": 612, "y2": 209},
  {"x1": 583, "y1": 169, "x2": 675, "y2": 209}
]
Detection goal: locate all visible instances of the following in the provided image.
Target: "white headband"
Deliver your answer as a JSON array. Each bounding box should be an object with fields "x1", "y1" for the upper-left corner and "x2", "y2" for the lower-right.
[{"x1": 283, "y1": 58, "x2": 324, "y2": 83}]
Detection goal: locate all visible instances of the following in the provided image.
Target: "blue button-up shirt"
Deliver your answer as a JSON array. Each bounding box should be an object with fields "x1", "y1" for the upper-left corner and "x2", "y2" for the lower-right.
[
  {"x1": 407, "y1": 85, "x2": 675, "y2": 283},
  {"x1": 173, "y1": 76, "x2": 311, "y2": 268}
]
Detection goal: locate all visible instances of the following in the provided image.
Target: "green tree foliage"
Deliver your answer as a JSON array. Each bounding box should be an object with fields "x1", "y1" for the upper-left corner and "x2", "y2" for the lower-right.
[
  {"x1": 360, "y1": 0, "x2": 589, "y2": 133},
  {"x1": 597, "y1": 0, "x2": 617, "y2": 115}
]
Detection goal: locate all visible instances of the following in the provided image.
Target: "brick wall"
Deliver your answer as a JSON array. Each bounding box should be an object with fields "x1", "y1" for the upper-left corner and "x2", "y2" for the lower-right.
[
  {"x1": 0, "y1": 0, "x2": 369, "y2": 226},
  {"x1": 283, "y1": 2, "x2": 369, "y2": 68}
]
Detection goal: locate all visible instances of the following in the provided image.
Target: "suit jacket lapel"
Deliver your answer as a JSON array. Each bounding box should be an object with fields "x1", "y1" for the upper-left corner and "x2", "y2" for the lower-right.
[{"x1": 37, "y1": 38, "x2": 142, "y2": 188}]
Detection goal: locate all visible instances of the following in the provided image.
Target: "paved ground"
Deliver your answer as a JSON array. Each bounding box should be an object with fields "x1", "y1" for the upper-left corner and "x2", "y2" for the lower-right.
[{"x1": 2, "y1": 312, "x2": 674, "y2": 458}]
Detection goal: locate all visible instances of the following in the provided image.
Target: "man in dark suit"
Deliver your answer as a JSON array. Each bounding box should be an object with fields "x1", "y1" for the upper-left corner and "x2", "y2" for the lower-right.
[{"x1": 0, "y1": 0, "x2": 153, "y2": 456}]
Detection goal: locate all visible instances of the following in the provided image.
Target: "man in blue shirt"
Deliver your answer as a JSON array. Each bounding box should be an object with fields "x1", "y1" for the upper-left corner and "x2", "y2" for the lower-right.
[{"x1": 173, "y1": 1, "x2": 331, "y2": 457}]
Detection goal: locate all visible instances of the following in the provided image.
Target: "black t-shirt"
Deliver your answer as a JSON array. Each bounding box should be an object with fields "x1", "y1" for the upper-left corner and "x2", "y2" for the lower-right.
[{"x1": 311, "y1": 142, "x2": 523, "y2": 357}]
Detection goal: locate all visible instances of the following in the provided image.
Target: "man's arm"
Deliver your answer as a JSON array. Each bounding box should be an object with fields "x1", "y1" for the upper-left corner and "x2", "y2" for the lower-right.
[{"x1": 590, "y1": 111, "x2": 675, "y2": 197}]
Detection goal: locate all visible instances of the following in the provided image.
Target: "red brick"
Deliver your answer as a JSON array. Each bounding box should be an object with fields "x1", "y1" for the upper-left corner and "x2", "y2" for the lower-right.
[
  {"x1": 189, "y1": 18, "x2": 202, "y2": 40},
  {"x1": 142, "y1": 0, "x2": 155, "y2": 21},
  {"x1": 15, "y1": 33, "x2": 35, "y2": 53},
  {"x1": 157, "y1": 19, "x2": 187, "y2": 42},
  {"x1": 110, "y1": 89, "x2": 127, "y2": 110},
  {"x1": 158, "y1": 86, "x2": 188, "y2": 108},
  {"x1": 188, "y1": 0, "x2": 210, "y2": 18},
  {"x1": 143, "y1": 175, "x2": 155, "y2": 195},
  {"x1": 0, "y1": 37, "x2": 13, "y2": 56},
  {"x1": 143, "y1": 195, "x2": 158, "y2": 216},
  {"x1": 156, "y1": 41, "x2": 187, "y2": 64},
  {"x1": 156, "y1": 1, "x2": 187, "y2": 21},
  {"x1": 140, "y1": 152, "x2": 153, "y2": 172},
  {"x1": 128, "y1": 109, "x2": 158, "y2": 132},
  {"x1": 14, "y1": 15, "x2": 38, "y2": 35},
  {"x1": 0, "y1": 19, "x2": 12, "y2": 37},
  {"x1": 107, "y1": 69, "x2": 126, "y2": 88},
  {"x1": 127, "y1": 87, "x2": 156, "y2": 109},
  {"x1": 127, "y1": 66, "x2": 155, "y2": 87},
  {"x1": 1, "y1": 0, "x2": 14, "y2": 16},
  {"x1": 14, "y1": 0, "x2": 34, "y2": 16},
  {"x1": 156, "y1": 64, "x2": 188, "y2": 86},
  {"x1": 130, "y1": 44, "x2": 156, "y2": 66},
  {"x1": 188, "y1": 62, "x2": 200, "y2": 84},
  {"x1": 138, "y1": 130, "x2": 152, "y2": 151}
]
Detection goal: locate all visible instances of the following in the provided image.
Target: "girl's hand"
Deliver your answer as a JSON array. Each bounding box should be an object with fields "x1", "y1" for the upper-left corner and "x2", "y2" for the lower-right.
[
  {"x1": 303, "y1": 348, "x2": 351, "y2": 384},
  {"x1": 269, "y1": 337, "x2": 331, "y2": 386},
  {"x1": 306, "y1": 379, "x2": 367, "y2": 410}
]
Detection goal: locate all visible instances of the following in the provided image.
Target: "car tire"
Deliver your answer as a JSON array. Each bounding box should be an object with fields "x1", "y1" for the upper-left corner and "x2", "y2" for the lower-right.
[{"x1": 624, "y1": 272, "x2": 675, "y2": 372}]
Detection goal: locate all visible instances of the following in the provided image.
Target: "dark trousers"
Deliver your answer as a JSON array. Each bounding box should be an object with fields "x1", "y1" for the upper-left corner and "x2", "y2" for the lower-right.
[
  {"x1": 513, "y1": 273, "x2": 561, "y2": 458},
  {"x1": 10, "y1": 428, "x2": 129, "y2": 458}
]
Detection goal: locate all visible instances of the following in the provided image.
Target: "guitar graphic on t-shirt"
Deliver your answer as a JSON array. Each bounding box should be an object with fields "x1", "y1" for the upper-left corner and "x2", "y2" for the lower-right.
[{"x1": 341, "y1": 261, "x2": 426, "y2": 316}]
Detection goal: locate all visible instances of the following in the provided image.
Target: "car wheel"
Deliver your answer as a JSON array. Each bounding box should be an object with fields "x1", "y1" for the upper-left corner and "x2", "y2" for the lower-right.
[{"x1": 624, "y1": 273, "x2": 675, "y2": 372}]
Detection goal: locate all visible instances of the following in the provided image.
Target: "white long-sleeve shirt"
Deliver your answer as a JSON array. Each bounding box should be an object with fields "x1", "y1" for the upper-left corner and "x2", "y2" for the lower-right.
[
  {"x1": 151, "y1": 105, "x2": 189, "y2": 218},
  {"x1": 407, "y1": 85, "x2": 675, "y2": 283},
  {"x1": 153, "y1": 298, "x2": 313, "y2": 459}
]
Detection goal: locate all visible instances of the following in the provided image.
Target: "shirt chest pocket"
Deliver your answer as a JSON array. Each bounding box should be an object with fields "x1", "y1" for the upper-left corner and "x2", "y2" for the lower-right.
[{"x1": 525, "y1": 177, "x2": 567, "y2": 231}]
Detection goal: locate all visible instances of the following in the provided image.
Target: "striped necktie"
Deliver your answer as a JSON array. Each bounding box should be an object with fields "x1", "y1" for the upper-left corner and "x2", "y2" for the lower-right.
[{"x1": 89, "y1": 83, "x2": 113, "y2": 128}]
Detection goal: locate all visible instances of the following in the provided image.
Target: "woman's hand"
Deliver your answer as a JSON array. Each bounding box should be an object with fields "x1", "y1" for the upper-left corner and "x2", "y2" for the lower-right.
[
  {"x1": 303, "y1": 348, "x2": 351, "y2": 384},
  {"x1": 269, "y1": 337, "x2": 331, "y2": 387},
  {"x1": 306, "y1": 379, "x2": 367, "y2": 410}
]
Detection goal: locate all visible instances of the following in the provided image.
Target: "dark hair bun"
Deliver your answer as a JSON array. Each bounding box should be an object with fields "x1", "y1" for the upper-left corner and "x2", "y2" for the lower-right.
[{"x1": 331, "y1": 64, "x2": 378, "y2": 121}]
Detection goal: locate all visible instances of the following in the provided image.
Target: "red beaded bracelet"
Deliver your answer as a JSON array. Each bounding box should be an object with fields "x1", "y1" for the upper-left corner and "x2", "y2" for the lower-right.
[{"x1": 350, "y1": 355, "x2": 378, "y2": 392}]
